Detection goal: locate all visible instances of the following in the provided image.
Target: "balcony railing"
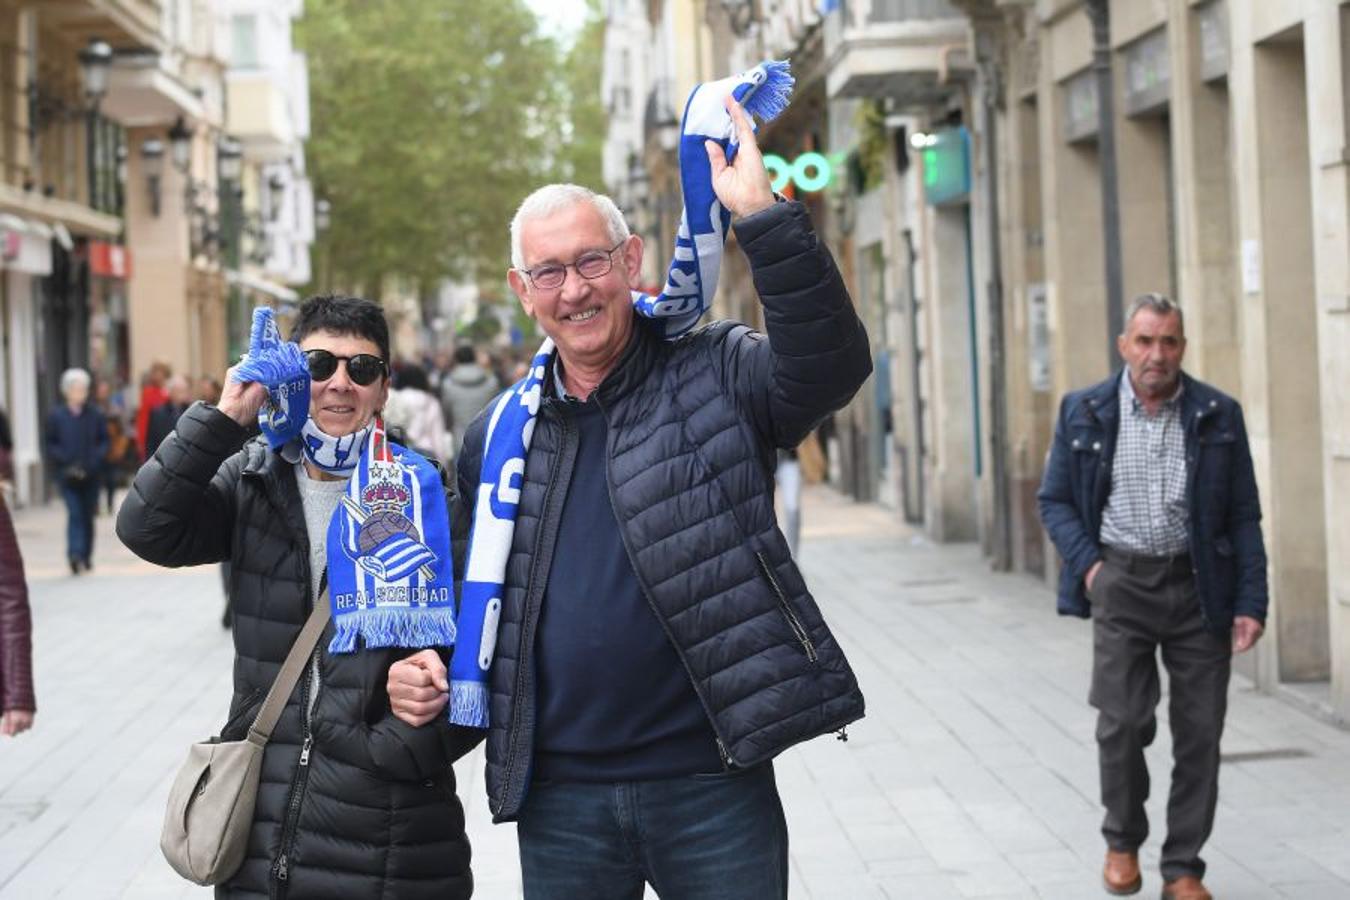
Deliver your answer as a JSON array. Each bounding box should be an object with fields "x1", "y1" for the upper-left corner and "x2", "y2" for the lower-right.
[{"x1": 823, "y1": 0, "x2": 970, "y2": 101}]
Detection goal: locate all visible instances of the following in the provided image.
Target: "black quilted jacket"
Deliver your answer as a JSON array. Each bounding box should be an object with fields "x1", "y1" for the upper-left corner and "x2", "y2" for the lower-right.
[
  {"x1": 455, "y1": 200, "x2": 871, "y2": 822},
  {"x1": 117, "y1": 407, "x2": 476, "y2": 899}
]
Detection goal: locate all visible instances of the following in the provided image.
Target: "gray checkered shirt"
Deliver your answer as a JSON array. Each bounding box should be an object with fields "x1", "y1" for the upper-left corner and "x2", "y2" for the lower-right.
[{"x1": 1099, "y1": 372, "x2": 1190, "y2": 556}]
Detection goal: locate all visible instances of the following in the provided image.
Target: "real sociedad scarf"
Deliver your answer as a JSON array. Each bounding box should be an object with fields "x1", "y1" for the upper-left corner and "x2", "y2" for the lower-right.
[
  {"x1": 230, "y1": 307, "x2": 310, "y2": 449},
  {"x1": 448, "y1": 60, "x2": 794, "y2": 729},
  {"x1": 325, "y1": 417, "x2": 456, "y2": 654}
]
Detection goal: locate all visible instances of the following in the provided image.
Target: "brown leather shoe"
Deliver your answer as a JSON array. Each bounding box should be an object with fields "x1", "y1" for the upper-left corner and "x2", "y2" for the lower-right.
[
  {"x1": 1160, "y1": 876, "x2": 1212, "y2": 900},
  {"x1": 1103, "y1": 849, "x2": 1142, "y2": 895}
]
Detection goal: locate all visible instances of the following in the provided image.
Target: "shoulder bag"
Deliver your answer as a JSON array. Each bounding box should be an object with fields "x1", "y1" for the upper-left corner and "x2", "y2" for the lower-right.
[{"x1": 160, "y1": 592, "x2": 330, "y2": 885}]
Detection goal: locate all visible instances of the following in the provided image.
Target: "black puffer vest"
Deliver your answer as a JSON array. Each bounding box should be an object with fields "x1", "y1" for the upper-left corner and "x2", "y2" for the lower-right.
[
  {"x1": 454, "y1": 200, "x2": 872, "y2": 822},
  {"x1": 117, "y1": 405, "x2": 476, "y2": 899}
]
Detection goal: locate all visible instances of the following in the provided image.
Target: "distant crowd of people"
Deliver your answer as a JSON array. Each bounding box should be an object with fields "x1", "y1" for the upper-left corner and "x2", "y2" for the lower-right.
[{"x1": 1, "y1": 343, "x2": 513, "y2": 582}]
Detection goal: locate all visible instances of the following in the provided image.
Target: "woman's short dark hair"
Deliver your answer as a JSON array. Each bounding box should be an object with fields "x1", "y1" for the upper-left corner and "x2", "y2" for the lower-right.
[{"x1": 290, "y1": 294, "x2": 391, "y2": 363}]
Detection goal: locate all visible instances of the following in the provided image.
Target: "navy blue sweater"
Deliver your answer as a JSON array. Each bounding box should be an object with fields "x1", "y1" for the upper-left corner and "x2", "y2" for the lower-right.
[{"x1": 532, "y1": 397, "x2": 721, "y2": 783}]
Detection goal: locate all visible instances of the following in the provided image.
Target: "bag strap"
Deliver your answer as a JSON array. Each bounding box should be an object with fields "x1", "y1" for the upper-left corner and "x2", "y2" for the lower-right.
[{"x1": 246, "y1": 587, "x2": 331, "y2": 746}]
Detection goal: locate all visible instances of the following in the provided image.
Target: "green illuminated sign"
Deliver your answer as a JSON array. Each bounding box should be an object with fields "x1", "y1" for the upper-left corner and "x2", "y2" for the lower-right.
[
  {"x1": 763, "y1": 152, "x2": 834, "y2": 193},
  {"x1": 922, "y1": 127, "x2": 971, "y2": 206}
]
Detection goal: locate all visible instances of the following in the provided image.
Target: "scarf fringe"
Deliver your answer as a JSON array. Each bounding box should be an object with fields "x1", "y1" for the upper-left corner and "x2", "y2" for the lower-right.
[
  {"x1": 448, "y1": 680, "x2": 490, "y2": 729},
  {"x1": 741, "y1": 59, "x2": 794, "y2": 122},
  {"x1": 326, "y1": 606, "x2": 458, "y2": 654}
]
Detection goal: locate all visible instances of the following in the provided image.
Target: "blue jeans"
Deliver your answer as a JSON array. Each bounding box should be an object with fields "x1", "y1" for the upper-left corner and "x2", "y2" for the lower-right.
[
  {"x1": 59, "y1": 477, "x2": 99, "y2": 563},
  {"x1": 517, "y1": 763, "x2": 788, "y2": 900}
]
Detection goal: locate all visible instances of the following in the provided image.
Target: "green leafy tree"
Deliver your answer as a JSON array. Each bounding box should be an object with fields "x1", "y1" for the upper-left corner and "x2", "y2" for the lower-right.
[
  {"x1": 551, "y1": 0, "x2": 605, "y2": 189},
  {"x1": 299, "y1": 0, "x2": 567, "y2": 298}
]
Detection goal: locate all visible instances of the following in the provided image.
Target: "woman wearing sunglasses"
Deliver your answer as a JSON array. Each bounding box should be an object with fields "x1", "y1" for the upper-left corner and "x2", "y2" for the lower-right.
[{"x1": 117, "y1": 295, "x2": 475, "y2": 899}]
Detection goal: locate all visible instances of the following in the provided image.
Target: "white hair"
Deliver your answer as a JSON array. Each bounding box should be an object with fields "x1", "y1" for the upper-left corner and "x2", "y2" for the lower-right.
[
  {"x1": 60, "y1": 368, "x2": 91, "y2": 396},
  {"x1": 509, "y1": 183, "x2": 630, "y2": 270},
  {"x1": 1125, "y1": 292, "x2": 1185, "y2": 335}
]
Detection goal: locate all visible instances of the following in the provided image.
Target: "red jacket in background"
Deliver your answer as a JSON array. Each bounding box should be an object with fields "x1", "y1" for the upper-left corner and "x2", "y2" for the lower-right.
[{"x1": 135, "y1": 384, "x2": 168, "y2": 460}]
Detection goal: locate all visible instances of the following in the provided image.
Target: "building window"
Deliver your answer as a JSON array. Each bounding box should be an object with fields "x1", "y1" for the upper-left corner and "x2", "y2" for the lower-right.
[
  {"x1": 1062, "y1": 69, "x2": 1098, "y2": 144},
  {"x1": 1123, "y1": 27, "x2": 1170, "y2": 117},
  {"x1": 231, "y1": 14, "x2": 259, "y2": 69}
]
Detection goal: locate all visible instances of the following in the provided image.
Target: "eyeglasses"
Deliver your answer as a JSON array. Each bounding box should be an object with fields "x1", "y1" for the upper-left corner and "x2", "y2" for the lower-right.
[
  {"x1": 304, "y1": 349, "x2": 388, "y2": 386},
  {"x1": 519, "y1": 241, "x2": 626, "y2": 291}
]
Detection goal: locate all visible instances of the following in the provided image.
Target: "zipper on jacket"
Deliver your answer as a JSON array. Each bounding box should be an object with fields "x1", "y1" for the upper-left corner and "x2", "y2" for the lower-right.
[
  {"x1": 754, "y1": 551, "x2": 818, "y2": 663},
  {"x1": 497, "y1": 405, "x2": 573, "y2": 814},
  {"x1": 271, "y1": 657, "x2": 318, "y2": 896},
  {"x1": 270, "y1": 574, "x2": 323, "y2": 897},
  {"x1": 592, "y1": 392, "x2": 743, "y2": 768}
]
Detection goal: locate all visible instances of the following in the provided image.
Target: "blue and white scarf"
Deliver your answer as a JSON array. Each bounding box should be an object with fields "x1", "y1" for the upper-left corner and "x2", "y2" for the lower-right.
[
  {"x1": 448, "y1": 60, "x2": 794, "y2": 729},
  {"x1": 326, "y1": 418, "x2": 457, "y2": 654},
  {"x1": 231, "y1": 307, "x2": 310, "y2": 449}
]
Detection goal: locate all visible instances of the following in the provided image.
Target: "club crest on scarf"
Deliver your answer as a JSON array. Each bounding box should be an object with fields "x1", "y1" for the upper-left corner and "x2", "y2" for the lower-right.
[
  {"x1": 327, "y1": 419, "x2": 456, "y2": 654},
  {"x1": 231, "y1": 307, "x2": 310, "y2": 448},
  {"x1": 446, "y1": 59, "x2": 795, "y2": 730}
]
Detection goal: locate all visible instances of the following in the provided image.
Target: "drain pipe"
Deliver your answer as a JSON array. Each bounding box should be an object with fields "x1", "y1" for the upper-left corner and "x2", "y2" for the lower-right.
[
  {"x1": 1085, "y1": 0, "x2": 1125, "y2": 364},
  {"x1": 973, "y1": 24, "x2": 1013, "y2": 571}
]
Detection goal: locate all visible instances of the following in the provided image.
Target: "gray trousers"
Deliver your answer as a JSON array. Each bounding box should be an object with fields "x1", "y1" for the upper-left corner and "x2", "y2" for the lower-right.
[{"x1": 1089, "y1": 548, "x2": 1231, "y2": 881}]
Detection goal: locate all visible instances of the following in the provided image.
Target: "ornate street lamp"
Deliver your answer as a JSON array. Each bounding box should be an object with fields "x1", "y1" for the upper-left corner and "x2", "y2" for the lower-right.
[
  {"x1": 217, "y1": 136, "x2": 243, "y2": 182},
  {"x1": 78, "y1": 39, "x2": 113, "y2": 107},
  {"x1": 141, "y1": 137, "x2": 165, "y2": 216},
  {"x1": 168, "y1": 116, "x2": 193, "y2": 173}
]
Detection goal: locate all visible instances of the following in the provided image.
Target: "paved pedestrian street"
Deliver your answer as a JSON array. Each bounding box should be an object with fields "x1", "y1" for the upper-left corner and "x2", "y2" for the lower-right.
[{"x1": 3, "y1": 487, "x2": 1350, "y2": 899}]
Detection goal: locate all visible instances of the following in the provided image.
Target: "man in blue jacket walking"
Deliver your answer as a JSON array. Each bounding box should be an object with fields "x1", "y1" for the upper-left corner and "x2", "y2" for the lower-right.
[{"x1": 1038, "y1": 293, "x2": 1268, "y2": 900}]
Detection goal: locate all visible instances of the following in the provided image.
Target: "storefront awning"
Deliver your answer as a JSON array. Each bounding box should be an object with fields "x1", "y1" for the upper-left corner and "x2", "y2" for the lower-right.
[
  {"x1": 0, "y1": 215, "x2": 54, "y2": 276},
  {"x1": 226, "y1": 269, "x2": 300, "y2": 304}
]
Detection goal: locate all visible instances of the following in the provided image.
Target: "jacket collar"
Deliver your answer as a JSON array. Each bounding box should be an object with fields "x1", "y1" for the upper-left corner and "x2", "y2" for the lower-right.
[
  {"x1": 241, "y1": 438, "x2": 310, "y2": 546},
  {"x1": 1084, "y1": 369, "x2": 1219, "y2": 432},
  {"x1": 545, "y1": 316, "x2": 662, "y2": 405}
]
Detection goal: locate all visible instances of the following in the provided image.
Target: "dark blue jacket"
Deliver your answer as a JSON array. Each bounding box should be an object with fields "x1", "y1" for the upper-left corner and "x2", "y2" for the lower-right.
[
  {"x1": 456, "y1": 201, "x2": 871, "y2": 822},
  {"x1": 1037, "y1": 371, "x2": 1268, "y2": 634},
  {"x1": 45, "y1": 404, "x2": 108, "y2": 477}
]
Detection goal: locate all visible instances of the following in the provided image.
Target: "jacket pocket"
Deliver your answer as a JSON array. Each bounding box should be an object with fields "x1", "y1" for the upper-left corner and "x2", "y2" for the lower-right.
[{"x1": 754, "y1": 551, "x2": 818, "y2": 664}]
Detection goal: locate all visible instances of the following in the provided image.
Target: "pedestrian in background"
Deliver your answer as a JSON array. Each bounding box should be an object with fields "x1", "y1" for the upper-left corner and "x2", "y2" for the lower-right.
[
  {"x1": 1038, "y1": 293, "x2": 1268, "y2": 900},
  {"x1": 94, "y1": 379, "x2": 135, "y2": 514},
  {"x1": 133, "y1": 361, "x2": 171, "y2": 461},
  {"x1": 195, "y1": 375, "x2": 222, "y2": 405},
  {"x1": 46, "y1": 368, "x2": 108, "y2": 575},
  {"x1": 144, "y1": 374, "x2": 192, "y2": 459},
  {"x1": 117, "y1": 295, "x2": 475, "y2": 898},
  {"x1": 439, "y1": 344, "x2": 500, "y2": 448},
  {"x1": 388, "y1": 362, "x2": 452, "y2": 462},
  {"x1": 0, "y1": 492, "x2": 35, "y2": 737}
]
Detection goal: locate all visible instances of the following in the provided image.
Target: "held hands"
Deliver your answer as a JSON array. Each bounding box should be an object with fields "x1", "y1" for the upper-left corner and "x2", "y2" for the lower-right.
[
  {"x1": 1, "y1": 709, "x2": 34, "y2": 737},
  {"x1": 705, "y1": 95, "x2": 777, "y2": 219},
  {"x1": 388, "y1": 649, "x2": 449, "y2": 727},
  {"x1": 1232, "y1": 616, "x2": 1264, "y2": 654}
]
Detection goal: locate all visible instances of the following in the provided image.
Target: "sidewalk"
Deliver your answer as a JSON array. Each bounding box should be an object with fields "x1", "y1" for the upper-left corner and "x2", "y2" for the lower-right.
[{"x1": 2, "y1": 487, "x2": 1350, "y2": 898}]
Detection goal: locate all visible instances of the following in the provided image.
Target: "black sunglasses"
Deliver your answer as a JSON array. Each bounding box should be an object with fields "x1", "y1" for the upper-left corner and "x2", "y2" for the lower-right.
[{"x1": 304, "y1": 349, "x2": 388, "y2": 386}]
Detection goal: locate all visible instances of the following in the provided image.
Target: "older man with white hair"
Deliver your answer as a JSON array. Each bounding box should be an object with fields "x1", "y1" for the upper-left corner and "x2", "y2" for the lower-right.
[
  {"x1": 388, "y1": 99, "x2": 872, "y2": 897},
  {"x1": 46, "y1": 368, "x2": 108, "y2": 574}
]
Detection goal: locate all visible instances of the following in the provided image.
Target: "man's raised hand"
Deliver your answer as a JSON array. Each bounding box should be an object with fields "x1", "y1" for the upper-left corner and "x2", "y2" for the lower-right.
[{"x1": 705, "y1": 95, "x2": 777, "y2": 219}]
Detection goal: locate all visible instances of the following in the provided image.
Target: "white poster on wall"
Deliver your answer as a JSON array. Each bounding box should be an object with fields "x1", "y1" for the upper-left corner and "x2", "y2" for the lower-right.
[
  {"x1": 1241, "y1": 239, "x2": 1261, "y2": 296},
  {"x1": 1028, "y1": 282, "x2": 1051, "y2": 393}
]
